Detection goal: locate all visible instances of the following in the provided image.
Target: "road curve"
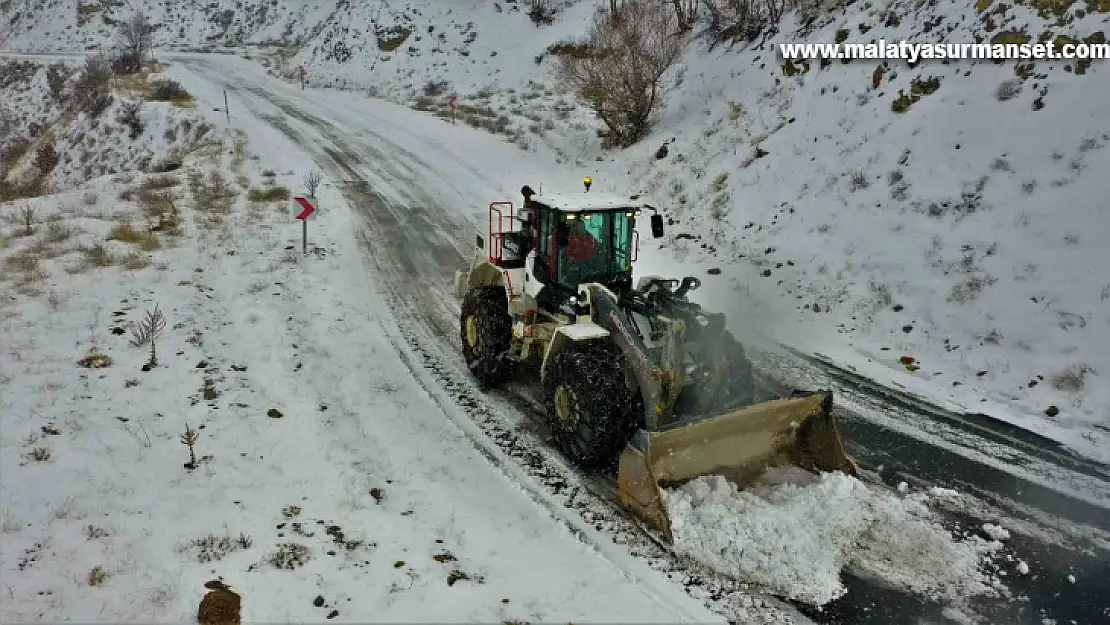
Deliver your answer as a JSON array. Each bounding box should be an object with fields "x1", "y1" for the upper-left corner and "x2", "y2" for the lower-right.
[{"x1": 173, "y1": 54, "x2": 1110, "y2": 625}]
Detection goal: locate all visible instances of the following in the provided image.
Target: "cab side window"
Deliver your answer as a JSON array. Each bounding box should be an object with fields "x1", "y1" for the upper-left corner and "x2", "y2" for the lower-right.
[{"x1": 534, "y1": 205, "x2": 552, "y2": 282}]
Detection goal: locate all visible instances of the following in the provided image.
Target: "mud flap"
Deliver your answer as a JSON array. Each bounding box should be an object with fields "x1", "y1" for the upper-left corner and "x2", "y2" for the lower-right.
[{"x1": 617, "y1": 391, "x2": 856, "y2": 542}]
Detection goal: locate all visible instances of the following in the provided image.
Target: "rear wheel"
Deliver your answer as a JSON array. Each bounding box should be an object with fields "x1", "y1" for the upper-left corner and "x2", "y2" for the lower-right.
[
  {"x1": 460, "y1": 286, "x2": 512, "y2": 387},
  {"x1": 543, "y1": 342, "x2": 634, "y2": 468}
]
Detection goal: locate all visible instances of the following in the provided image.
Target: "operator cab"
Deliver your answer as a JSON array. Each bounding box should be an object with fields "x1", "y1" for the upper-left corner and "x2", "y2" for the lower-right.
[{"x1": 525, "y1": 188, "x2": 664, "y2": 302}]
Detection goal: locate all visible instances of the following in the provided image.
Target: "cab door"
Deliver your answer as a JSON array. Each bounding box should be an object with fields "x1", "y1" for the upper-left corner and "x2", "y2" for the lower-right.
[{"x1": 533, "y1": 203, "x2": 556, "y2": 283}]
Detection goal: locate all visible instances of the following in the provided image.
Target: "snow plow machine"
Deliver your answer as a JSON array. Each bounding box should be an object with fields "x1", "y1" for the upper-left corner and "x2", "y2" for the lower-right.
[{"x1": 453, "y1": 182, "x2": 856, "y2": 542}]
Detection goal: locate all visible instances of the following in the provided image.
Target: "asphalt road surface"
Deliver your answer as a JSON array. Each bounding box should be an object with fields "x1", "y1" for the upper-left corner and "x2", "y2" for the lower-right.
[{"x1": 177, "y1": 54, "x2": 1110, "y2": 625}]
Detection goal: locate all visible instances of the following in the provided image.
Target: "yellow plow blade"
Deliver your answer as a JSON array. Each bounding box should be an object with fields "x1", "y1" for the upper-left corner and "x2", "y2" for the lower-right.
[{"x1": 617, "y1": 391, "x2": 856, "y2": 542}]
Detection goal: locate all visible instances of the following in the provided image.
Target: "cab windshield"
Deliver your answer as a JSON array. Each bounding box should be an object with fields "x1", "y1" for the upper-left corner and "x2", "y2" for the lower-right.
[{"x1": 556, "y1": 209, "x2": 635, "y2": 287}]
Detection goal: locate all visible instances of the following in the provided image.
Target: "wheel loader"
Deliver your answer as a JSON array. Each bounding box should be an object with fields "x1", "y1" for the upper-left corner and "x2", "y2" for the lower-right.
[{"x1": 454, "y1": 182, "x2": 856, "y2": 541}]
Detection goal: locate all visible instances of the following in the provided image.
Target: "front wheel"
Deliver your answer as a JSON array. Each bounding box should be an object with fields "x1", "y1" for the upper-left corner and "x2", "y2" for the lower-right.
[{"x1": 543, "y1": 342, "x2": 635, "y2": 468}]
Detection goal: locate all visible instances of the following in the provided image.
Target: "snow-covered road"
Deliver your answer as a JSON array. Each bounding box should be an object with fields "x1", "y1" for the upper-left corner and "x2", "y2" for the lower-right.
[
  {"x1": 144, "y1": 54, "x2": 806, "y2": 624},
  {"x1": 156, "y1": 53, "x2": 1110, "y2": 625}
]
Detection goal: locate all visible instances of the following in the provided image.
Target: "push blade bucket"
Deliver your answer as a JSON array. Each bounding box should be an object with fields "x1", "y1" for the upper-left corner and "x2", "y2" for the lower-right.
[{"x1": 617, "y1": 391, "x2": 856, "y2": 542}]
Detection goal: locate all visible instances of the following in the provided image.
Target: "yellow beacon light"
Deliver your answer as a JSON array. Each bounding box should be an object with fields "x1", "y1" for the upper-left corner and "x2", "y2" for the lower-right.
[{"x1": 583, "y1": 176, "x2": 592, "y2": 192}]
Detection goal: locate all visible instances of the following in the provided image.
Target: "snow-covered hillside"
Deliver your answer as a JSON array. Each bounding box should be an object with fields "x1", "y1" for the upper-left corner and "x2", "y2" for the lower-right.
[
  {"x1": 616, "y1": 0, "x2": 1110, "y2": 460},
  {"x1": 7, "y1": 0, "x2": 1101, "y2": 457},
  {"x1": 0, "y1": 0, "x2": 593, "y2": 96},
  {"x1": 3, "y1": 0, "x2": 1106, "y2": 617},
  {"x1": 0, "y1": 57, "x2": 739, "y2": 624}
]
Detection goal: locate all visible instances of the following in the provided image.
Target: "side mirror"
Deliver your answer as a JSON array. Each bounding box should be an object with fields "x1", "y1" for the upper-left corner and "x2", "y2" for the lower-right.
[
  {"x1": 650, "y1": 213, "x2": 664, "y2": 238},
  {"x1": 555, "y1": 221, "x2": 570, "y2": 247}
]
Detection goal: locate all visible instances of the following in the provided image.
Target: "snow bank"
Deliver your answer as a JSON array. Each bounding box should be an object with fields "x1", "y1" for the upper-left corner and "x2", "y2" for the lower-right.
[{"x1": 664, "y1": 468, "x2": 1005, "y2": 606}]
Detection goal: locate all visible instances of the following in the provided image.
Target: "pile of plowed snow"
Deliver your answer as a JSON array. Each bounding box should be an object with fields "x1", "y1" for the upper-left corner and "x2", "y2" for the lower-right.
[{"x1": 663, "y1": 468, "x2": 1006, "y2": 606}]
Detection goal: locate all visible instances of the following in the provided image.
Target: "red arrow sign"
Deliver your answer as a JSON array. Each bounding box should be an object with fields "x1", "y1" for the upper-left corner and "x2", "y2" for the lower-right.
[{"x1": 293, "y1": 196, "x2": 315, "y2": 220}]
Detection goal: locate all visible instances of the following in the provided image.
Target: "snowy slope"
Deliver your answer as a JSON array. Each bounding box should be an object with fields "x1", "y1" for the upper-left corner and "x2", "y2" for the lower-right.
[
  {"x1": 0, "y1": 57, "x2": 730, "y2": 624},
  {"x1": 2, "y1": 4, "x2": 1101, "y2": 616},
  {"x1": 161, "y1": 52, "x2": 1049, "y2": 618},
  {"x1": 0, "y1": 58, "x2": 211, "y2": 192},
  {"x1": 0, "y1": 0, "x2": 593, "y2": 97},
  {"x1": 611, "y1": 1, "x2": 1110, "y2": 461},
  {"x1": 10, "y1": 0, "x2": 1096, "y2": 460}
]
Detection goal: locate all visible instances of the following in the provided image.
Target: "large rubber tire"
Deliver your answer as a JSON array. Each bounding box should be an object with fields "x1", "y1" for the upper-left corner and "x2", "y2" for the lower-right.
[
  {"x1": 460, "y1": 286, "x2": 512, "y2": 387},
  {"x1": 543, "y1": 342, "x2": 635, "y2": 468}
]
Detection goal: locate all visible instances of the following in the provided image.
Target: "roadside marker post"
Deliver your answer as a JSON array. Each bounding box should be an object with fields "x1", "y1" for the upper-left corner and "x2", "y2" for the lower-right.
[
  {"x1": 449, "y1": 93, "x2": 456, "y2": 124},
  {"x1": 293, "y1": 195, "x2": 317, "y2": 255}
]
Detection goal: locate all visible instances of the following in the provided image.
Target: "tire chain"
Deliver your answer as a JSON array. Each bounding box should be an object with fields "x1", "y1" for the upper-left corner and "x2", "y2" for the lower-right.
[{"x1": 360, "y1": 235, "x2": 803, "y2": 625}]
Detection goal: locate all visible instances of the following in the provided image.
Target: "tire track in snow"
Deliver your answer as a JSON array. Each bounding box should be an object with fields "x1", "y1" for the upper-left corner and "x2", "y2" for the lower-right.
[
  {"x1": 183, "y1": 59, "x2": 809, "y2": 625},
  {"x1": 183, "y1": 57, "x2": 1110, "y2": 625}
]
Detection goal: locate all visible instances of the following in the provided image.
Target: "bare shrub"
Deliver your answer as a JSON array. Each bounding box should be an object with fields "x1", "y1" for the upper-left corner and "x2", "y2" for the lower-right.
[
  {"x1": 116, "y1": 101, "x2": 144, "y2": 139},
  {"x1": 34, "y1": 144, "x2": 59, "y2": 175},
  {"x1": 141, "y1": 174, "x2": 181, "y2": 190},
  {"x1": 947, "y1": 274, "x2": 994, "y2": 304},
  {"x1": 703, "y1": 0, "x2": 785, "y2": 46},
  {"x1": 423, "y1": 79, "x2": 450, "y2": 97},
  {"x1": 18, "y1": 204, "x2": 36, "y2": 236},
  {"x1": 527, "y1": 0, "x2": 556, "y2": 25},
  {"x1": 115, "y1": 12, "x2": 153, "y2": 74},
  {"x1": 848, "y1": 169, "x2": 870, "y2": 191},
  {"x1": 149, "y1": 79, "x2": 190, "y2": 103},
  {"x1": 28, "y1": 446, "x2": 51, "y2": 462},
  {"x1": 3, "y1": 250, "x2": 46, "y2": 286},
  {"x1": 189, "y1": 170, "x2": 238, "y2": 212},
  {"x1": 184, "y1": 534, "x2": 244, "y2": 563},
  {"x1": 87, "y1": 565, "x2": 109, "y2": 586},
  {"x1": 269, "y1": 542, "x2": 310, "y2": 569},
  {"x1": 44, "y1": 221, "x2": 76, "y2": 243},
  {"x1": 0, "y1": 104, "x2": 13, "y2": 139},
  {"x1": 128, "y1": 303, "x2": 166, "y2": 367},
  {"x1": 85, "y1": 525, "x2": 111, "y2": 540},
  {"x1": 74, "y1": 55, "x2": 114, "y2": 113},
  {"x1": 1051, "y1": 365, "x2": 1092, "y2": 393},
  {"x1": 46, "y1": 62, "x2": 70, "y2": 101},
  {"x1": 303, "y1": 171, "x2": 321, "y2": 196},
  {"x1": 669, "y1": 0, "x2": 702, "y2": 30},
  {"x1": 996, "y1": 78, "x2": 1023, "y2": 101},
  {"x1": 140, "y1": 191, "x2": 183, "y2": 234},
  {"x1": 81, "y1": 242, "x2": 115, "y2": 267},
  {"x1": 558, "y1": 1, "x2": 685, "y2": 147}
]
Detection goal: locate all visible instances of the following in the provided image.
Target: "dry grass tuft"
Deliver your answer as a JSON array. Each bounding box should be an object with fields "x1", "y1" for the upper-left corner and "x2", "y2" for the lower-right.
[
  {"x1": 1050, "y1": 365, "x2": 1092, "y2": 394},
  {"x1": 1, "y1": 249, "x2": 48, "y2": 286},
  {"x1": 87, "y1": 565, "x2": 109, "y2": 586},
  {"x1": 122, "y1": 251, "x2": 151, "y2": 270},
  {"x1": 43, "y1": 221, "x2": 78, "y2": 243},
  {"x1": 77, "y1": 348, "x2": 112, "y2": 369},
  {"x1": 247, "y1": 186, "x2": 290, "y2": 203},
  {"x1": 108, "y1": 221, "x2": 160, "y2": 251},
  {"x1": 140, "y1": 173, "x2": 181, "y2": 190},
  {"x1": 189, "y1": 170, "x2": 238, "y2": 213},
  {"x1": 80, "y1": 242, "x2": 115, "y2": 268}
]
